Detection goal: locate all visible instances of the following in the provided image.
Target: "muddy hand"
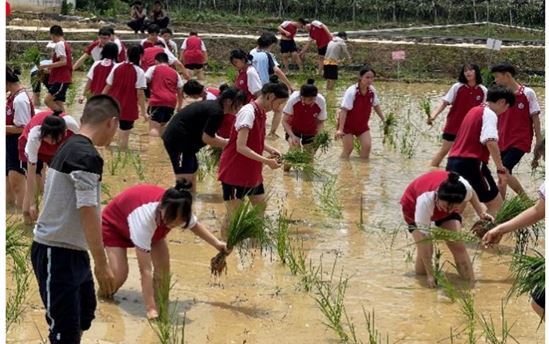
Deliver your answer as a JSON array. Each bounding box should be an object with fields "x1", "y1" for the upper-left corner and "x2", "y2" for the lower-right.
[
  {"x1": 95, "y1": 264, "x2": 116, "y2": 297},
  {"x1": 482, "y1": 228, "x2": 503, "y2": 247}
]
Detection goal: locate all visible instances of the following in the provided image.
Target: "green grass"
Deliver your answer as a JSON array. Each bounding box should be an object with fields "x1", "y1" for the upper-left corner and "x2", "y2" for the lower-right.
[
  {"x1": 312, "y1": 131, "x2": 332, "y2": 155},
  {"x1": 281, "y1": 149, "x2": 319, "y2": 178},
  {"x1": 272, "y1": 209, "x2": 291, "y2": 265},
  {"x1": 315, "y1": 175, "x2": 343, "y2": 219},
  {"x1": 382, "y1": 112, "x2": 398, "y2": 149},
  {"x1": 149, "y1": 274, "x2": 186, "y2": 344},
  {"x1": 508, "y1": 250, "x2": 544, "y2": 301}
]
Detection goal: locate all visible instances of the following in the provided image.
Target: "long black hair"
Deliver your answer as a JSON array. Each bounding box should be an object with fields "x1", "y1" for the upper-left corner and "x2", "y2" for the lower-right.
[
  {"x1": 218, "y1": 84, "x2": 247, "y2": 109},
  {"x1": 437, "y1": 172, "x2": 467, "y2": 205},
  {"x1": 40, "y1": 111, "x2": 67, "y2": 144},
  {"x1": 160, "y1": 179, "x2": 193, "y2": 228},
  {"x1": 230, "y1": 49, "x2": 253, "y2": 64},
  {"x1": 127, "y1": 45, "x2": 144, "y2": 65},
  {"x1": 6, "y1": 66, "x2": 21, "y2": 84},
  {"x1": 101, "y1": 42, "x2": 119, "y2": 62},
  {"x1": 458, "y1": 63, "x2": 482, "y2": 85}
]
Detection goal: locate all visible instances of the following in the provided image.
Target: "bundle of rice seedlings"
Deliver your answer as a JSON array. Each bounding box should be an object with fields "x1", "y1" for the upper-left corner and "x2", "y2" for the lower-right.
[
  {"x1": 470, "y1": 194, "x2": 535, "y2": 238},
  {"x1": 208, "y1": 146, "x2": 223, "y2": 166},
  {"x1": 419, "y1": 98, "x2": 431, "y2": 120},
  {"x1": 312, "y1": 131, "x2": 331, "y2": 154},
  {"x1": 382, "y1": 112, "x2": 397, "y2": 148},
  {"x1": 210, "y1": 200, "x2": 270, "y2": 276},
  {"x1": 280, "y1": 150, "x2": 319, "y2": 177},
  {"x1": 508, "y1": 249, "x2": 544, "y2": 301},
  {"x1": 427, "y1": 227, "x2": 481, "y2": 244}
]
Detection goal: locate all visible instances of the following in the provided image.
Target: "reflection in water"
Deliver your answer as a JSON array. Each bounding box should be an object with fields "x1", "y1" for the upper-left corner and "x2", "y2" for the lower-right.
[{"x1": 10, "y1": 73, "x2": 545, "y2": 343}]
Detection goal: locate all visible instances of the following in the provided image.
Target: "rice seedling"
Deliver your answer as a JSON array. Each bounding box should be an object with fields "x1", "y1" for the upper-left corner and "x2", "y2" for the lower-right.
[
  {"x1": 66, "y1": 83, "x2": 77, "y2": 107},
  {"x1": 101, "y1": 183, "x2": 114, "y2": 205},
  {"x1": 478, "y1": 300, "x2": 517, "y2": 344},
  {"x1": 314, "y1": 175, "x2": 343, "y2": 219},
  {"x1": 129, "y1": 151, "x2": 147, "y2": 182},
  {"x1": 196, "y1": 148, "x2": 219, "y2": 181},
  {"x1": 280, "y1": 149, "x2": 319, "y2": 177},
  {"x1": 507, "y1": 249, "x2": 544, "y2": 301},
  {"x1": 359, "y1": 195, "x2": 364, "y2": 227},
  {"x1": 397, "y1": 109, "x2": 419, "y2": 159},
  {"x1": 419, "y1": 98, "x2": 431, "y2": 121},
  {"x1": 272, "y1": 209, "x2": 291, "y2": 265},
  {"x1": 312, "y1": 131, "x2": 331, "y2": 155},
  {"x1": 363, "y1": 308, "x2": 390, "y2": 344},
  {"x1": 353, "y1": 138, "x2": 361, "y2": 154},
  {"x1": 149, "y1": 273, "x2": 186, "y2": 344},
  {"x1": 210, "y1": 200, "x2": 270, "y2": 276},
  {"x1": 425, "y1": 227, "x2": 481, "y2": 245},
  {"x1": 108, "y1": 149, "x2": 128, "y2": 176},
  {"x1": 6, "y1": 221, "x2": 32, "y2": 332},
  {"x1": 225, "y1": 68, "x2": 237, "y2": 84},
  {"x1": 382, "y1": 112, "x2": 397, "y2": 149},
  {"x1": 470, "y1": 194, "x2": 536, "y2": 240}
]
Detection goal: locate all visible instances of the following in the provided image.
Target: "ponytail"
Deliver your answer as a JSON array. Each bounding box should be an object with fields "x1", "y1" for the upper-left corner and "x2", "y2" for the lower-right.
[
  {"x1": 230, "y1": 49, "x2": 252, "y2": 64},
  {"x1": 6, "y1": 66, "x2": 21, "y2": 83},
  {"x1": 300, "y1": 78, "x2": 318, "y2": 98},
  {"x1": 218, "y1": 85, "x2": 247, "y2": 109},
  {"x1": 160, "y1": 179, "x2": 193, "y2": 228},
  {"x1": 261, "y1": 75, "x2": 289, "y2": 99},
  {"x1": 437, "y1": 172, "x2": 467, "y2": 205}
]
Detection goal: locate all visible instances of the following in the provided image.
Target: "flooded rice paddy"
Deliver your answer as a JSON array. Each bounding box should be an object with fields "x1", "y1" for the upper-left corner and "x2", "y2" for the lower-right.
[{"x1": 7, "y1": 73, "x2": 545, "y2": 343}]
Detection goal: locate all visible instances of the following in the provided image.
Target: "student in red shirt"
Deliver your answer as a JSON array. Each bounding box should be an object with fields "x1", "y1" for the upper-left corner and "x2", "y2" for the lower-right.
[
  {"x1": 40, "y1": 25, "x2": 72, "y2": 112},
  {"x1": 160, "y1": 28, "x2": 178, "y2": 55},
  {"x1": 277, "y1": 19, "x2": 305, "y2": 73},
  {"x1": 73, "y1": 27, "x2": 126, "y2": 71},
  {"x1": 141, "y1": 41, "x2": 189, "y2": 79},
  {"x1": 103, "y1": 45, "x2": 147, "y2": 150},
  {"x1": 218, "y1": 77, "x2": 288, "y2": 239},
  {"x1": 401, "y1": 171, "x2": 492, "y2": 287},
  {"x1": 446, "y1": 86, "x2": 515, "y2": 215},
  {"x1": 144, "y1": 52, "x2": 184, "y2": 136},
  {"x1": 6, "y1": 67, "x2": 34, "y2": 210},
  {"x1": 428, "y1": 64, "x2": 487, "y2": 167},
  {"x1": 281, "y1": 79, "x2": 327, "y2": 171},
  {"x1": 182, "y1": 79, "x2": 219, "y2": 101},
  {"x1": 19, "y1": 110, "x2": 79, "y2": 222},
  {"x1": 79, "y1": 42, "x2": 119, "y2": 103},
  {"x1": 336, "y1": 66, "x2": 385, "y2": 159},
  {"x1": 230, "y1": 49, "x2": 262, "y2": 103},
  {"x1": 102, "y1": 180, "x2": 228, "y2": 319},
  {"x1": 140, "y1": 24, "x2": 165, "y2": 49},
  {"x1": 180, "y1": 32, "x2": 208, "y2": 81},
  {"x1": 491, "y1": 63, "x2": 542, "y2": 198},
  {"x1": 299, "y1": 19, "x2": 332, "y2": 75}
]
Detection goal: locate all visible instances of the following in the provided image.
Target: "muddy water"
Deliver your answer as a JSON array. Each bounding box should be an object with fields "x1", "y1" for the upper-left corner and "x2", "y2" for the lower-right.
[{"x1": 8, "y1": 73, "x2": 545, "y2": 343}]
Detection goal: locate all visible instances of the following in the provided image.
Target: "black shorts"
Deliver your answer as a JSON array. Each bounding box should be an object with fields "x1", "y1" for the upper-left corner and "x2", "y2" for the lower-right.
[
  {"x1": 446, "y1": 157, "x2": 499, "y2": 203},
  {"x1": 31, "y1": 241, "x2": 97, "y2": 344},
  {"x1": 532, "y1": 288, "x2": 545, "y2": 309},
  {"x1": 185, "y1": 64, "x2": 204, "y2": 70},
  {"x1": 119, "y1": 120, "x2": 134, "y2": 131},
  {"x1": 165, "y1": 143, "x2": 198, "y2": 174},
  {"x1": 317, "y1": 46, "x2": 328, "y2": 56},
  {"x1": 6, "y1": 134, "x2": 25, "y2": 175},
  {"x1": 222, "y1": 182, "x2": 265, "y2": 201},
  {"x1": 285, "y1": 132, "x2": 315, "y2": 145},
  {"x1": 280, "y1": 39, "x2": 298, "y2": 54},
  {"x1": 442, "y1": 133, "x2": 457, "y2": 142},
  {"x1": 150, "y1": 106, "x2": 174, "y2": 124},
  {"x1": 407, "y1": 213, "x2": 462, "y2": 233},
  {"x1": 47, "y1": 82, "x2": 70, "y2": 102},
  {"x1": 501, "y1": 148, "x2": 525, "y2": 174},
  {"x1": 144, "y1": 87, "x2": 151, "y2": 99},
  {"x1": 323, "y1": 64, "x2": 338, "y2": 80}
]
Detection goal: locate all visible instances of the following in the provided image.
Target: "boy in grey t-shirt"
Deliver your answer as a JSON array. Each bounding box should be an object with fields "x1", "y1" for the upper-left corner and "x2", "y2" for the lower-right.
[{"x1": 323, "y1": 32, "x2": 352, "y2": 90}]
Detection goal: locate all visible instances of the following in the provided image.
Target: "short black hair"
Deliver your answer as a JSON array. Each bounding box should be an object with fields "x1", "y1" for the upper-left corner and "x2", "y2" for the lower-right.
[
  {"x1": 300, "y1": 79, "x2": 318, "y2": 98},
  {"x1": 490, "y1": 63, "x2": 517, "y2": 77},
  {"x1": 154, "y1": 41, "x2": 166, "y2": 48},
  {"x1": 486, "y1": 85, "x2": 516, "y2": 107},
  {"x1": 189, "y1": 31, "x2": 198, "y2": 36},
  {"x1": 6, "y1": 66, "x2": 21, "y2": 83},
  {"x1": 182, "y1": 79, "x2": 204, "y2": 96},
  {"x1": 127, "y1": 45, "x2": 144, "y2": 65},
  {"x1": 101, "y1": 42, "x2": 119, "y2": 61},
  {"x1": 98, "y1": 27, "x2": 113, "y2": 36},
  {"x1": 148, "y1": 24, "x2": 160, "y2": 34},
  {"x1": 160, "y1": 28, "x2": 173, "y2": 36},
  {"x1": 359, "y1": 66, "x2": 376, "y2": 77},
  {"x1": 230, "y1": 49, "x2": 252, "y2": 63},
  {"x1": 457, "y1": 63, "x2": 482, "y2": 85},
  {"x1": 298, "y1": 18, "x2": 309, "y2": 25},
  {"x1": 81, "y1": 95, "x2": 121, "y2": 125},
  {"x1": 155, "y1": 52, "x2": 169, "y2": 63},
  {"x1": 261, "y1": 75, "x2": 289, "y2": 99},
  {"x1": 257, "y1": 32, "x2": 277, "y2": 48},
  {"x1": 336, "y1": 31, "x2": 347, "y2": 40},
  {"x1": 49, "y1": 25, "x2": 64, "y2": 36}
]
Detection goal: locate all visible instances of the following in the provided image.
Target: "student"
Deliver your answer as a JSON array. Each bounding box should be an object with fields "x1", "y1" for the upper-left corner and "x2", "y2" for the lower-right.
[
  {"x1": 401, "y1": 170, "x2": 492, "y2": 288},
  {"x1": 182, "y1": 79, "x2": 219, "y2": 101},
  {"x1": 323, "y1": 32, "x2": 352, "y2": 91},
  {"x1": 336, "y1": 66, "x2": 385, "y2": 159},
  {"x1": 230, "y1": 49, "x2": 262, "y2": 103},
  {"x1": 217, "y1": 77, "x2": 289, "y2": 238},
  {"x1": 141, "y1": 24, "x2": 166, "y2": 49},
  {"x1": 150, "y1": 1, "x2": 169, "y2": 29},
  {"x1": 31, "y1": 95, "x2": 120, "y2": 344},
  {"x1": 103, "y1": 45, "x2": 147, "y2": 150},
  {"x1": 281, "y1": 79, "x2": 327, "y2": 171},
  {"x1": 162, "y1": 87, "x2": 246, "y2": 191},
  {"x1": 491, "y1": 63, "x2": 542, "y2": 198},
  {"x1": 19, "y1": 110, "x2": 80, "y2": 223},
  {"x1": 79, "y1": 42, "x2": 119, "y2": 103},
  {"x1": 128, "y1": 1, "x2": 146, "y2": 34},
  {"x1": 6, "y1": 67, "x2": 34, "y2": 210},
  {"x1": 299, "y1": 19, "x2": 332, "y2": 75},
  {"x1": 250, "y1": 32, "x2": 294, "y2": 136},
  {"x1": 277, "y1": 19, "x2": 304, "y2": 73},
  {"x1": 144, "y1": 52, "x2": 184, "y2": 136},
  {"x1": 160, "y1": 27, "x2": 178, "y2": 55},
  {"x1": 40, "y1": 25, "x2": 72, "y2": 112},
  {"x1": 180, "y1": 32, "x2": 208, "y2": 81},
  {"x1": 446, "y1": 85, "x2": 515, "y2": 215},
  {"x1": 428, "y1": 64, "x2": 487, "y2": 167},
  {"x1": 102, "y1": 181, "x2": 228, "y2": 319},
  {"x1": 141, "y1": 41, "x2": 189, "y2": 78},
  {"x1": 73, "y1": 27, "x2": 125, "y2": 71},
  {"x1": 30, "y1": 59, "x2": 51, "y2": 107}
]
